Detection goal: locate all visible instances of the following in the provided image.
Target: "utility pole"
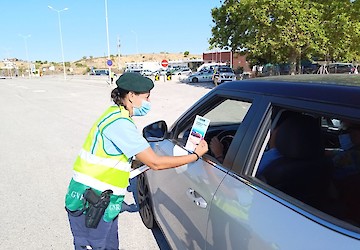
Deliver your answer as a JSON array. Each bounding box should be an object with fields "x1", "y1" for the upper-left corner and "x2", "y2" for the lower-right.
[{"x1": 18, "y1": 34, "x2": 31, "y2": 78}]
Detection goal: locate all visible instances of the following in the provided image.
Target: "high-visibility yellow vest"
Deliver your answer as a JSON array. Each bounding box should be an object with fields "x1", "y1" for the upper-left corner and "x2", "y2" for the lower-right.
[{"x1": 72, "y1": 105, "x2": 133, "y2": 196}]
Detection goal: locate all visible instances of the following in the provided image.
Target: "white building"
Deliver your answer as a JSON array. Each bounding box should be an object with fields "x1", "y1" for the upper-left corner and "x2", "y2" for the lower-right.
[
  {"x1": 1, "y1": 59, "x2": 18, "y2": 77},
  {"x1": 125, "y1": 58, "x2": 203, "y2": 72}
]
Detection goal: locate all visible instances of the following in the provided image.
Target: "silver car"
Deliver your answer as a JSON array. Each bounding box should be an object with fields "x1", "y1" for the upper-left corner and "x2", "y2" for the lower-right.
[
  {"x1": 137, "y1": 75, "x2": 360, "y2": 250},
  {"x1": 187, "y1": 70, "x2": 214, "y2": 83},
  {"x1": 175, "y1": 68, "x2": 192, "y2": 76},
  {"x1": 140, "y1": 69, "x2": 153, "y2": 76},
  {"x1": 213, "y1": 66, "x2": 236, "y2": 85}
]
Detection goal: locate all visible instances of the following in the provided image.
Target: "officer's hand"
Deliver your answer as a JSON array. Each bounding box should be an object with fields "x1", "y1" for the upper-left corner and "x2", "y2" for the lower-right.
[{"x1": 194, "y1": 139, "x2": 208, "y2": 157}]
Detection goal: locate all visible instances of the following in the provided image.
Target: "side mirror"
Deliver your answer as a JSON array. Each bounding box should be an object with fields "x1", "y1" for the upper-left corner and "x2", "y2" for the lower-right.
[{"x1": 142, "y1": 120, "x2": 168, "y2": 142}]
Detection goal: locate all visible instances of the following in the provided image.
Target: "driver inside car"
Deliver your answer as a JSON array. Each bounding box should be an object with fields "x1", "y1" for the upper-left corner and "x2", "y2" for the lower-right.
[
  {"x1": 210, "y1": 110, "x2": 297, "y2": 166},
  {"x1": 257, "y1": 110, "x2": 297, "y2": 175},
  {"x1": 210, "y1": 136, "x2": 225, "y2": 162}
]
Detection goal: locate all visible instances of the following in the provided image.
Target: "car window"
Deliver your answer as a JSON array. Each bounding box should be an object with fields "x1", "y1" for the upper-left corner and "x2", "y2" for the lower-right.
[
  {"x1": 218, "y1": 67, "x2": 233, "y2": 73},
  {"x1": 251, "y1": 106, "x2": 360, "y2": 230},
  {"x1": 204, "y1": 99, "x2": 251, "y2": 125},
  {"x1": 174, "y1": 98, "x2": 252, "y2": 163}
]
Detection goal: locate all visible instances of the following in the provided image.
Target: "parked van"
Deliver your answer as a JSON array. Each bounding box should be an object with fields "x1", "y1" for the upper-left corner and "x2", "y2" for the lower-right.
[
  {"x1": 124, "y1": 68, "x2": 142, "y2": 74},
  {"x1": 197, "y1": 62, "x2": 227, "y2": 72},
  {"x1": 90, "y1": 69, "x2": 109, "y2": 75}
]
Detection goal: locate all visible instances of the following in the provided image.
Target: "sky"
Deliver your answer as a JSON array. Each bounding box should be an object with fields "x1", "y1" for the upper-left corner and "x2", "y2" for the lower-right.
[{"x1": 0, "y1": 0, "x2": 221, "y2": 63}]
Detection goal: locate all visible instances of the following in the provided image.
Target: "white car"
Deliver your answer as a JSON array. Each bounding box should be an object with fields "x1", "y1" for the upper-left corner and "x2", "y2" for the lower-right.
[
  {"x1": 213, "y1": 66, "x2": 236, "y2": 85},
  {"x1": 176, "y1": 68, "x2": 192, "y2": 76},
  {"x1": 152, "y1": 69, "x2": 168, "y2": 76},
  {"x1": 140, "y1": 69, "x2": 153, "y2": 76},
  {"x1": 187, "y1": 70, "x2": 214, "y2": 83}
]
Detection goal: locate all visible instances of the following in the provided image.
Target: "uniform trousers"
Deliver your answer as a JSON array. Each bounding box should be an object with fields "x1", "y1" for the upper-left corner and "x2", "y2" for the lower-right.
[{"x1": 67, "y1": 211, "x2": 119, "y2": 250}]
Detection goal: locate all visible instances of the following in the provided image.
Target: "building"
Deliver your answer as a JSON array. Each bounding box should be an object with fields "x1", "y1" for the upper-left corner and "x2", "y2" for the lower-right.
[
  {"x1": 1, "y1": 59, "x2": 18, "y2": 77},
  {"x1": 202, "y1": 51, "x2": 252, "y2": 73}
]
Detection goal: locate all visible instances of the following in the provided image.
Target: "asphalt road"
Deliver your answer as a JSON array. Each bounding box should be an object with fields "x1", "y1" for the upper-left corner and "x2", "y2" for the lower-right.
[{"x1": 0, "y1": 74, "x2": 212, "y2": 250}]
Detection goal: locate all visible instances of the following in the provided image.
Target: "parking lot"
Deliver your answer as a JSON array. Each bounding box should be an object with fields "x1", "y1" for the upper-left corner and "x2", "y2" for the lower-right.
[{"x1": 0, "y1": 75, "x2": 212, "y2": 249}]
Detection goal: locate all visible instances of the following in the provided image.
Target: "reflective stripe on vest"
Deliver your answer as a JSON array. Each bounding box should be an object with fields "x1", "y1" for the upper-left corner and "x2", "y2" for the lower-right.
[
  {"x1": 72, "y1": 105, "x2": 133, "y2": 195},
  {"x1": 72, "y1": 171, "x2": 127, "y2": 196}
]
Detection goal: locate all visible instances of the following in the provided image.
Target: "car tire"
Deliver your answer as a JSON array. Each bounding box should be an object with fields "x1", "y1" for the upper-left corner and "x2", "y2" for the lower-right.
[
  {"x1": 192, "y1": 77, "x2": 199, "y2": 83},
  {"x1": 137, "y1": 172, "x2": 157, "y2": 229}
]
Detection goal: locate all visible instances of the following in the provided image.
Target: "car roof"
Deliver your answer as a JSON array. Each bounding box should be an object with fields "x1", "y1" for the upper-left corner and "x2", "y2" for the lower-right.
[{"x1": 216, "y1": 75, "x2": 360, "y2": 108}]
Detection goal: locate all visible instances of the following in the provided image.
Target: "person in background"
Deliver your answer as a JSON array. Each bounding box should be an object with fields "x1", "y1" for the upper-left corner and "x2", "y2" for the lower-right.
[
  {"x1": 110, "y1": 71, "x2": 116, "y2": 84},
  {"x1": 65, "y1": 73, "x2": 208, "y2": 250}
]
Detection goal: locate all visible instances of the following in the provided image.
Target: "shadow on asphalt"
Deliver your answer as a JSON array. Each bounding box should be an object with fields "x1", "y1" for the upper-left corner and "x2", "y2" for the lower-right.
[
  {"x1": 177, "y1": 79, "x2": 215, "y2": 89},
  {"x1": 124, "y1": 176, "x2": 171, "y2": 250},
  {"x1": 153, "y1": 75, "x2": 215, "y2": 90}
]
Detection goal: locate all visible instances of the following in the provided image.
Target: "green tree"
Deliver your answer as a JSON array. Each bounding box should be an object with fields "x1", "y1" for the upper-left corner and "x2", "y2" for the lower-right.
[
  {"x1": 316, "y1": 0, "x2": 360, "y2": 62},
  {"x1": 184, "y1": 51, "x2": 190, "y2": 57},
  {"x1": 210, "y1": 0, "x2": 360, "y2": 74}
]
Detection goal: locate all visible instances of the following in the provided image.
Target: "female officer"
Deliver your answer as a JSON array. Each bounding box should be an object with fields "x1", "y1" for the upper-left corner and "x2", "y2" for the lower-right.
[{"x1": 65, "y1": 72, "x2": 208, "y2": 250}]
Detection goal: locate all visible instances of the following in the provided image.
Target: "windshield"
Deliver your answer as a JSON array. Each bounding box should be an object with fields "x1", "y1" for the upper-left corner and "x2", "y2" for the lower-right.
[{"x1": 218, "y1": 67, "x2": 233, "y2": 73}]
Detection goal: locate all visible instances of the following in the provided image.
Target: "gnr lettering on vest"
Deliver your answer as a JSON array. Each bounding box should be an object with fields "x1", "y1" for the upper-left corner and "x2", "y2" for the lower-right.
[
  {"x1": 71, "y1": 191, "x2": 84, "y2": 200},
  {"x1": 109, "y1": 204, "x2": 121, "y2": 211}
]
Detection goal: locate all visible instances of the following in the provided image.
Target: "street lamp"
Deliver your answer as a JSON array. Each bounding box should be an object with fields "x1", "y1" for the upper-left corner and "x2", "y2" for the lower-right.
[
  {"x1": 18, "y1": 34, "x2": 31, "y2": 78},
  {"x1": 104, "y1": 0, "x2": 112, "y2": 83},
  {"x1": 48, "y1": 5, "x2": 68, "y2": 80}
]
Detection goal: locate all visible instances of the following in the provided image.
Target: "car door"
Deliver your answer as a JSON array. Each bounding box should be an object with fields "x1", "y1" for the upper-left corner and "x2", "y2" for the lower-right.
[
  {"x1": 199, "y1": 72, "x2": 213, "y2": 82},
  {"x1": 146, "y1": 92, "x2": 258, "y2": 249}
]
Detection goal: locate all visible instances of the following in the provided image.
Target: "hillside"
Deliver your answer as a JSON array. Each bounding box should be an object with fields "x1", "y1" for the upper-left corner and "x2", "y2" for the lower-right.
[
  {"x1": 74, "y1": 52, "x2": 202, "y2": 74},
  {"x1": 4, "y1": 52, "x2": 202, "y2": 76}
]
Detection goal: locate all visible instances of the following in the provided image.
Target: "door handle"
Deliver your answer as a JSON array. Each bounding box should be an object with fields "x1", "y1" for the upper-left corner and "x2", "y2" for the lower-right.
[{"x1": 186, "y1": 188, "x2": 207, "y2": 209}]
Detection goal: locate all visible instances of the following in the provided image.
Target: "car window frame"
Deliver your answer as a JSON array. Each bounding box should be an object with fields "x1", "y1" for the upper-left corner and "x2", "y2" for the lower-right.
[
  {"x1": 235, "y1": 95, "x2": 360, "y2": 238},
  {"x1": 240, "y1": 95, "x2": 360, "y2": 176},
  {"x1": 168, "y1": 89, "x2": 264, "y2": 170}
]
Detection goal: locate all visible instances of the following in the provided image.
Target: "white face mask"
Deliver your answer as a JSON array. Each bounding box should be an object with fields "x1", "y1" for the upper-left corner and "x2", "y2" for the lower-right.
[{"x1": 339, "y1": 133, "x2": 353, "y2": 150}]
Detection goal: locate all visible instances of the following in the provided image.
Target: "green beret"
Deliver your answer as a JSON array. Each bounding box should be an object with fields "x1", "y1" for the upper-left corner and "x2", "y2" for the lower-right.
[{"x1": 116, "y1": 72, "x2": 154, "y2": 92}]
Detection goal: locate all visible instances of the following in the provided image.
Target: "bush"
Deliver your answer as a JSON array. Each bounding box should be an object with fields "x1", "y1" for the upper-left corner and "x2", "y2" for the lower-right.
[
  {"x1": 75, "y1": 63, "x2": 86, "y2": 67},
  {"x1": 234, "y1": 66, "x2": 244, "y2": 74}
]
